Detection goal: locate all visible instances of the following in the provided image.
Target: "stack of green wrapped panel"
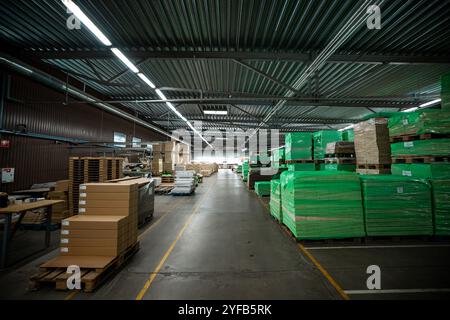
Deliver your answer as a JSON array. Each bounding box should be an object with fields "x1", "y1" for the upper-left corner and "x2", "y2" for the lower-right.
[
  {"x1": 392, "y1": 163, "x2": 450, "y2": 179},
  {"x1": 388, "y1": 109, "x2": 450, "y2": 136},
  {"x1": 324, "y1": 164, "x2": 356, "y2": 172},
  {"x1": 249, "y1": 154, "x2": 259, "y2": 165},
  {"x1": 285, "y1": 132, "x2": 313, "y2": 160},
  {"x1": 342, "y1": 129, "x2": 354, "y2": 142},
  {"x1": 391, "y1": 139, "x2": 450, "y2": 157},
  {"x1": 431, "y1": 180, "x2": 450, "y2": 235},
  {"x1": 287, "y1": 163, "x2": 315, "y2": 171},
  {"x1": 242, "y1": 160, "x2": 249, "y2": 182},
  {"x1": 255, "y1": 181, "x2": 271, "y2": 197},
  {"x1": 271, "y1": 147, "x2": 286, "y2": 170},
  {"x1": 280, "y1": 171, "x2": 365, "y2": 240},
  {"x1": 236, "y1": 165, "x2": 242, "y2": 173},
  {"x1": 441, "y1": 72, "x2": 450, "y2": 110},
  {"x1": 270, "y1": 179, "x2": 282, "y2": 221},
  {"x1": 313, "y1": 131, "x2": 342, "y2": 160},
  {"x1": 315, "y1": 163, "x2": 326, "y2": 171},
  {"x1": 361, "y1": 175, "x2": 433, "y2": 236}
]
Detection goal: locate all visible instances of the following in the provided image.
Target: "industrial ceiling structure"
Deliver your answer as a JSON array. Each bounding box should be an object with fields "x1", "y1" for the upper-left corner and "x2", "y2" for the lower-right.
[{"x1": 1, "y1": 0, "x2": 450, "y2": 136}]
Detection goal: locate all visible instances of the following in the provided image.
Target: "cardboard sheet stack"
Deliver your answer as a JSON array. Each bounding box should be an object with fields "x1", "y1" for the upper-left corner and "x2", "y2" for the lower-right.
[
  {"x1": 353, "y1": 118, "x2": 391, "y2": 174},
  {"x1": 431, "y1": 180, "x2": 450, "y2": 236},
  {"x1": 254, "y1": 181, "x2": 271, "y2": 197},
  {"x1": 285, "y1": 132, "x2": 313, "y2": 161},
  {"x1": 361, "y1": 176, "x2": 433, "y2": 236},
  {"x1": 270, "y1": 179, "x2": 282, "y2": 221},
  {"x1": 47, "y1": 180, "x2": 71, "y2": 223},
  {"x1": 280, "y1": 171, "x2": 365, "y2": 240},
  {"x1": 170, "y1": 171, "x2": 196, "y2": 195},
  {"x1": 60, "y1": 182, "x2": 138, "y2": 258},
  {"x1": 271, "y1": 147, "x2": 286, "y2": 170},
  {"x1": 313, "y1": 131, "x2": 342, "y2": 160},
  {"x1": 324, "y1": 141, "x2": 356, "y2": 172}
]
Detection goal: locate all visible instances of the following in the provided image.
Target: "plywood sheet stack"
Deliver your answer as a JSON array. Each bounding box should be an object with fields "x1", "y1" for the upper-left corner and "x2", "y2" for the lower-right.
[
  {"x1": 60, "y1": 181, "x2": 138, "y2": 258},
  {"x1": 48, "y1": 180, "x2": 71, "y2": 224},
  {"x1": 324, "y1": 141, "x2": 356, "y2": 172},
  {"x1": 69, "y1": 157, "x2": 123, "y2": 214},
  {"x1": 354, "y1": 118, "x2": 391, "y2": 175}
]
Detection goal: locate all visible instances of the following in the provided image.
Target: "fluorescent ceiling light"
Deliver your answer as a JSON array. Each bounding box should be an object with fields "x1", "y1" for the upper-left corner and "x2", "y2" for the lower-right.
[
  {"x1": 402, "y1": 107, "x2": 418, "y2": 113},
  {"x1": 111, "y1": 48, "x2": 139, "y2": 73},
  {"x1": 203, "y1": 110, "x2": 228, "y2": 115},
  {"x1": 166, "y1": 102, "x2": 187, "y2": 122},
  {"x1": 155, "y1": 89, "x2": 167, "y2": 100},
  {"x1": 419, "y1": 98, "x2": 441, "y2": 108},
  {"x1": 61, "y1": 0, "x2": 112, "y2": 46},
  {"x1": 137, "y1": 73, "x2": 155, "y2": 89},
  {"x1": 338, "y1": 124, "x2": 354, "y2": 132}
]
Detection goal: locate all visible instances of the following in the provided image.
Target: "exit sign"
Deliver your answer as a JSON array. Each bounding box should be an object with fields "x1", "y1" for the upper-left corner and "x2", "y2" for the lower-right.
[{"x1": 0, "y1": 140, "x2": 10, "y2": 148}]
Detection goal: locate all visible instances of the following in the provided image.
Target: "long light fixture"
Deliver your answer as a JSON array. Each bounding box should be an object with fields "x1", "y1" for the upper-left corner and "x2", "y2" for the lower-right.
[
  {"x1": 61, "y1": 0, "x2": 112, "y2": 46},
  {"x1": 338, "y1": 124, "x2": 354, "y2": 132},
  {"x1": 403, "y1": 98, "x2": 441, "y2": 113},
  {"x1": 111, "y1": 48, "x2": 139, "y2": 73},
  {"x1": 60, "y1": 0, "x2": 212, "y2": 149},
  {"x1": 203, "y1": 110, "x2": 228, "y2": 115}
]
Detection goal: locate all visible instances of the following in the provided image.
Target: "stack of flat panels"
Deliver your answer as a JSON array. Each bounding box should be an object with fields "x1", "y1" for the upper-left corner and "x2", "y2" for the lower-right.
[
  {"x1": 353, "y1": 118, "x2": 391, "y2": 171},
  {"x1": 254, "y1": 181, "x2": 271, "y2": 197},
  {"x1": 324, "y1": 164, "x2": 356, "y2": 172},
  {"x1": 313, "y1": 131, "x2": 342, "y2": 160},
  {"x1": 247, "y1": 167, "x2": 273, "y2": 190},
  {"x1": 242, "y1": 160, "x2": 249, "y2": 182},
  {"x1": 171, "y1": 171, "x2": 196, "y2": 195},
  {"x1": 236, "y1": 165, "x2": 242, "y2": 173},
  {"x1": 269, "y1": 179, "x2": 282, "y2": 221},
  {"x1": 271, "y1": 147, "x2": 286, "y2": 170},
  {"x1": 285, "y1": 133, "x2": 313, "y2": 160},
  {"x1": 431, "y1": 180, "x2": 450, "y2": 236},
  {"x1": 388, "y1": 109, "x2": 450, "y2": 137},
  {"x1": 342, "y1": 129, "x2": 354, "y2": 142},
  {"x1": 392, "y1": 163, "x2": 450, "y2": 179},
  {"x1": 391, "y1": 139, "x2": 450, "y2": 157},
  {"x1": 280, "y1": 171, "x2": 365, "y2": 240},
  {"x1": 287, "y1": 163, "x2": 315, "y2": 171}
]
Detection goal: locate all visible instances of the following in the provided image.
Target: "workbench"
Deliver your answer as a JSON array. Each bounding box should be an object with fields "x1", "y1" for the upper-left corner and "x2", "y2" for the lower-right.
[{"x1": 0, "y1": 200, "x2": 64, "y2": 269}]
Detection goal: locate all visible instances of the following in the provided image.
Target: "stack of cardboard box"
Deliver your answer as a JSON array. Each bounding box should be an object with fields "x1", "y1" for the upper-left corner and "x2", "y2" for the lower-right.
[
  {"x1": 47, "y1": 180, "x2": 71, "y2": 223},
  {"x1": 60, "y1": 182, "x2": 138, "y2": 258}
]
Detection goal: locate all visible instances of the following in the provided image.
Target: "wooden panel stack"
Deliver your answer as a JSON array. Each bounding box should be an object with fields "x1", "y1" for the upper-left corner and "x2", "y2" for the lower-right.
[
  {"x1": 48, "y1": 180, "x2": 71, "y2": 223},
  {"x1": 354, "y1": 118, "x2": 391, "y2": 175},
  {"x1": 69, "y1": 157, "x2": 124, "y2": 214}
]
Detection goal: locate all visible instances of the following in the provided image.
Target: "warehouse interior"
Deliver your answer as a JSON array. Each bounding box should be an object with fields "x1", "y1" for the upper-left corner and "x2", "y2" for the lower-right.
[{"x1": 1, "y1": 0, "x2": 450, "y2": 302}]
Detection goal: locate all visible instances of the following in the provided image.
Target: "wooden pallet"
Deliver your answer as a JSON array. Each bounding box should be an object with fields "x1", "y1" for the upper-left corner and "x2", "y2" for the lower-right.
[
  {"x1": 324, "y1": 157, "x2": 356, "y2": 164},
  {"x1": 324, "y1": 153, "x2": 355, "y2": 159},
  {"x1": 29, "y1": 242, "x2": 139, "y2": 292},
  {"x1": 279, "y1": 223, "x2": 363, "y2": 244},
  {"x1": 161, "y1": 176, "x2": 175, "y2": 183},
  {"x1": 390, "y1": 133, "x2": 450, "y2": 143},
  {"x1": 391, "y1": 155, "x2": 450, "y2": 164},
  {"x1": 155, "y1": 185, "x2": 174, "y2": 195},
  {"x1": 357, "y1": 163, "x2": 391, "y2": 169},
  {"x1": 285, "y1": 159, "x2": 314, "y2": 164}
]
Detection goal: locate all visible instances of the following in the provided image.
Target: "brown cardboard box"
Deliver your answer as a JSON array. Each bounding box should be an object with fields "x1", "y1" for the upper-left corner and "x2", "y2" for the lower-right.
[
  {"x1": 60, "y1": 237, "x2": 125, "y2": 247},
  {"x1": 78, "y1": 199, "x2": 138, "y2": 208},
  {"x1": 78, "y1": 206, "x2": 138, "y2": 215},
  {"x1": 354, "y1": 118, "x2": 391, "y2": 165},
  {"x1": 60, "y1": 246, "x2": 122, "y2": 257},
  {"x1": 79, "y1": 183, "x2": 138, "y2": 193},
  {"x1": 48, "y1": 191, "x2": 67, "y2": 200},
  {"x1": 61, "y1": 215, "x2": 127, "y2": 230},
  {"x1": 61, "y1": 229, "x2": 122, "y2": 238},
  {"x1": 55, "y1": 180, "x2": 69, "y2": 192},
  {"x1": 79, "y1": 192, "x2": 137, "y2": 201}
]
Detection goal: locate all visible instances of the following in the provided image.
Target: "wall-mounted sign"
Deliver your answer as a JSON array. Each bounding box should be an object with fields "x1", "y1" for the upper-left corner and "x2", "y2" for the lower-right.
[
  {"x1": 1, "y1": 168, "x2": 15, "y2": 183},
  {"x1": 0, "y1": 140, "x2": 10, "y2": 148}
]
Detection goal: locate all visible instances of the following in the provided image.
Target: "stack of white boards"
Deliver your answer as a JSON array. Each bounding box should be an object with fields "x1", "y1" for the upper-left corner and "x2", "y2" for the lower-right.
[{"x1": 170, "y1": 171, "x2": 196, "y2": 195}]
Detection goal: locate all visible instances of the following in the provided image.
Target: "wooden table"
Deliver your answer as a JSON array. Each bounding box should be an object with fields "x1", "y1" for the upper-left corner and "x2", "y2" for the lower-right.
[{"x1": 0, "y1": 200, "x2": 64, "y2": 269}]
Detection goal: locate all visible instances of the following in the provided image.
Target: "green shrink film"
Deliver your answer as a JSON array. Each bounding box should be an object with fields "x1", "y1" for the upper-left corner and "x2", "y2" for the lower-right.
[
  {"x1": 361, "y1": 112, "x2": 401, "y2": 121},
  {"x1": 285, "y1": 132, "x2": 313, "y2": 160},
  {"x1": 442, "y1": 72, "x2": 450, "y2": 110},
  {"x1": 361, "y1": 175, "x2": 433, "y2": 236},
  {"x1": 431, "y1": 180, "x2": 450, "y2": 235},
  {"x1": 324, "y1": 164, "x2": 356, "y2": 172},
  {"x1": 255, "y1": 181, "x2": 271, "y2": 197},
  {"x1": 271, "y1": 147, "x2": 285, "y2": 170},
  {"x1": 342, "y1": 129, "x2": 354, "y2": 142},
  {"x1": 392, "y1": 163, "x2": 450, "y2": 180},
  {"x1": 313, "y1": 131, "x2": 342, "y2": 160},
  {"x1": 391, "y1": 139, "x2": 450, "y2": 157},
  {"x1": 315, "y1": 163, "x2": 326, "y2": 171},
  {"x1": 236, "y1": 165, "x2": 242, "y2": 173},
  {"x1": 388, "y1": 109, "x2": 450, "y2": 136},
  {"x1": 287, "y1": 163, "x2": 316, "y2": 171},
  {"x1": 270, "y1": 179, "x2": 282, "y2": 221},
  {"x1": 280, "y1": 171, "x2": 365, "y2": 240},
  {"x1": 242, "y1": 160, "x2": 249, "y2": 181}
]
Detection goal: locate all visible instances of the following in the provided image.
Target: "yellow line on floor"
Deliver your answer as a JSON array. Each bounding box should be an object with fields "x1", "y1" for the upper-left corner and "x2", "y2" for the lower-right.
[
  {"x1": 256, "y1": 190, "x2": 349, "y2": 300},
  {"x1": 63, "y1": 194, "x2": 183, "y2": 300},
  {"x1": 297, "y1": 243, "x2": 350, "y2": 300},
  {"x1": 135, "y1": 185, "x2": 213, "y2": 300}
]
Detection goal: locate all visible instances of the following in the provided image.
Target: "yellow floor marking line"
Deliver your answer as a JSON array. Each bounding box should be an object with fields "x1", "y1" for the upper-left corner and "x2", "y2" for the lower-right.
[
  {"x1": 64, "y1": 194, "x2": 184, "y2": 300},
  {"x1": 256, "y1": 191, "x2": 349, "y2": 300},
  {"x1": 135, "y1": 185, "x2": 213, "y2": 300}
]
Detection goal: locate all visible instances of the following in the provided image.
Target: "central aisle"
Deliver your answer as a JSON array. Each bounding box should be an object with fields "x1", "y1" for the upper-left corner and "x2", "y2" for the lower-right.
[{"x1": 88, "y1": 169, "x2": 340, "y2": 300}]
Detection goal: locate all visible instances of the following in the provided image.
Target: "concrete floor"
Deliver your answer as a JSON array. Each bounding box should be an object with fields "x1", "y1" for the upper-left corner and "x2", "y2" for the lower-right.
[{"x1": 1, "y1": 169, "x2": 450, "y2": 300}]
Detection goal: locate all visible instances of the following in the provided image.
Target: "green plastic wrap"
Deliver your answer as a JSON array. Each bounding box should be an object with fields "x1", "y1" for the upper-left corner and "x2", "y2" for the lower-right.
[
  {"x1": 391, "y1": 139, "x2": 450, "y2": 156},
  {"x1": 442, "y1": 72, "x2": 450, "y2": 110},
  {"x1": 242, "y1": 160, "x2": 249, "y2": 181},
  {"x1": 280, "y1": 171, "x2": 365, "y2": 240},
  {"x1": 342, "y1": 129, "x2": 354, "y2": 142},
  {"x1": 255, "y1": 181, "x2": 271, "y2": 197},
  {"x1": 431, "y1": 180, "x2": 450, "y2": 235},
  {"x1": 388, "y1": 109, "x2": 450, "y2": 136},
  {"x1": 236, "y1": 165, "x2": 242, "y2": 173},
  {"x1": 361, "y1": 112, "x2": 401, "y2": 121},
  {"x1": 270, "y1": 179, "x2": 282, "y2": 221},
  {"x1": 361, "y1": 175, "x2": 433, "y2": 236},
  {"x1": 324, "y1": 164, "x2": 356, "y2": 172},
  {"x1": 313, "y1": 131, "x2": 342, "y2": 160},
  {"x1": 287, "y1": 163, "x2": 315, "y2": 171},
  {"x1": 392, "y1": 163, "x2": 450, "y2": 179},
  {"x1": 315, "y1": 163, "x2": 326, "y2": 171},
  {"x1": 271, "y1": 147, "x2": 285, "y2": 170},
  {"x1": 284, "y1": 132, "x2": 312, "y2": 160}
]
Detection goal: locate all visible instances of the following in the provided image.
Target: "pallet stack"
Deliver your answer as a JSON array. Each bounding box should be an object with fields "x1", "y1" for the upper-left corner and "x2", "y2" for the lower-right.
[
  {"x1": 324, "y1": 141, "x2": 356, "y2": 172},
  {"x1": 284, "y1": 132, "x2": 315, "y2": 171},
  {"x1": 247, "y1": 167, "x2": 272, "y2": 190},
  {"x1": 254, "y1": 181, "x2": 271, "y2": 197},
  {"x1": 269, "y1": 179, "x2": 282, "y2": 222},
  {"x1": 354, "y1": 118, "x2": 391, "y2": 174},
  {"x1": 69, "y1": 157, "x2": 124, "y2": 214}
]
